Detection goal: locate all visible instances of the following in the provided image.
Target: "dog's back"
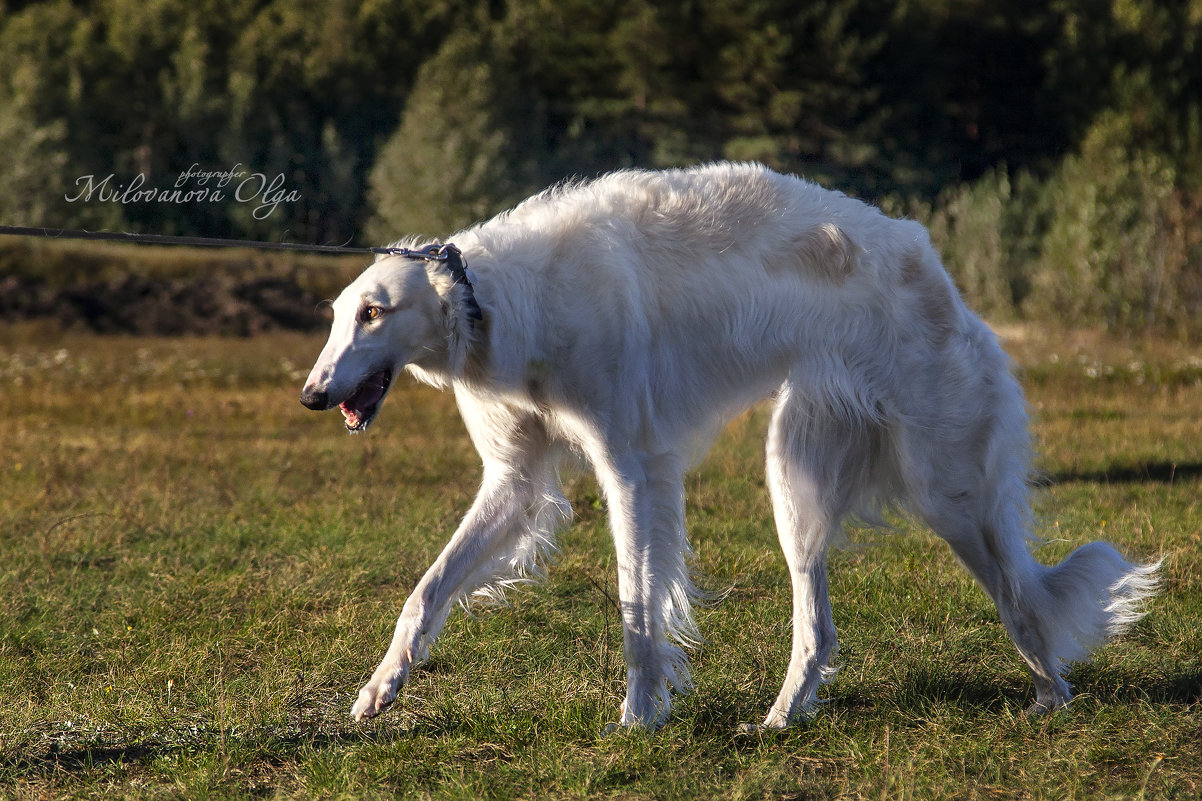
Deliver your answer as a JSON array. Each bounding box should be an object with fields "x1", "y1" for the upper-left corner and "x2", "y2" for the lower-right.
[{"x1": 456, "y1": 162, "x2": 984, "y2": 463}]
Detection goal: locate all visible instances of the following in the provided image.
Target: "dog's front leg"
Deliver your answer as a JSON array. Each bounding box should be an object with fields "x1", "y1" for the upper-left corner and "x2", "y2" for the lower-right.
[
  {"x1": 351, "y1": 473, "x2": 529, "y2": 721},
  {"x1": 594, "y1": 451, "x2": 697, "y2": 729}
]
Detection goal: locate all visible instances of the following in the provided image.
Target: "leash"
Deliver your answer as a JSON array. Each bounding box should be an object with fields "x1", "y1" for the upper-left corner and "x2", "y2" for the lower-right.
[
  {"x1": 0, "y1": 223, "x2": 400, "y2": 256},
  {"x1": 0, "y1": 223, "x2": 483, "y2": 322}
]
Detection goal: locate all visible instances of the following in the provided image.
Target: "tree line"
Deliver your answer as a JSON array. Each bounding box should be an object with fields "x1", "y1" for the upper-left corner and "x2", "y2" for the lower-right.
[{"x1": 1, "y1": 0, "x2": 1200, "y2": 334}]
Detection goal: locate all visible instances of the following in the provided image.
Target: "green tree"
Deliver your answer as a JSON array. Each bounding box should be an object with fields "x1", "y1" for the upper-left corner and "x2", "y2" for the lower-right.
[
  {"x1": 708, "y1": 0, "x2": 889, "y2": 186},
  {"x1": 503, "y1": 0, "x2": 667, "y2": 171},
  {"x1": 366, "y1": 23, "x2": 547, "y2": 240},
  {"x1": 223, "y1": 0, "x2": 466, "y2": 242},
  {"x1": 0, "y1": 1, "x2": 119, "y2": 229},
  {"x1": 1031, "y1": 112, "x2": 1187, "y2": 334},
  {"x1": 867, "y1": 0, "x2": 1073, "y2": 195},
  {"x1": 0, "y1": 47, "x2": 73, "y2": 226}
]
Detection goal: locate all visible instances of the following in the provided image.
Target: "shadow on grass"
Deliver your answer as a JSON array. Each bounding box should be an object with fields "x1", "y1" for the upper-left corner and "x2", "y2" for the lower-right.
[
  {"x1": 831, "y1": 667, "x2": 1022, "y2": 716},
  {"x1": 2, "y1": 719, "x2": 434, "y2": 779},
  {"x1": 7, "y1": 667, "x2": 1198, "y2": 778},
  {"x1": 1070, "y1": 663, "x2": 1202, "y2": 707},
  {"x1": 1047, "y1": 460, "x2": 1202, "y2": 485},
  {"x1": 759, "y1": 661, "x2": 1202, "y2": 723}
]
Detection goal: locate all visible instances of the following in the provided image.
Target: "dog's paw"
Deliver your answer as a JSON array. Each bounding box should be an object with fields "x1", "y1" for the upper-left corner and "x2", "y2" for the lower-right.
[
  {"x1": 738, "y1": 718, "x2": 791, "y2": 735},
  {"x1": 1024, "y1": 697, "x2": 1071, "y2": 717},
  {"x1": 746, "y1": 698, "x2": 820, "y2": 732},
  {"x1": 1026, "y1": 680, "x2": 1073, "y2": 717},
  {"x1": 351, "y1": 668, "x2": 405, "y2": 721}
]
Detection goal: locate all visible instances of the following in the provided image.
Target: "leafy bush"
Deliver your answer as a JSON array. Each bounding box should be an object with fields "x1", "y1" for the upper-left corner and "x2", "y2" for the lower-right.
[
  {"x1": 1031, "y1": 113, "x2": 1190, "y2": 336},
  {"x1": 915, "y1": 111, "x2": 1200, "y2": 339}
]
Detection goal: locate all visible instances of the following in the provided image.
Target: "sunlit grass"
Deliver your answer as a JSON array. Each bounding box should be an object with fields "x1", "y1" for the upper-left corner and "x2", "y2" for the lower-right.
[{"x1": 1, "y1": 322, "x2": 1199, "y2": 799}]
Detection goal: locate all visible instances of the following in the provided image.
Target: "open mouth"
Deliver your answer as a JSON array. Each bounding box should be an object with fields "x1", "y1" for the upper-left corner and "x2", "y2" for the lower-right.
[{"x1": 339, "y1": 369, "x2": 392, "y2": 432}]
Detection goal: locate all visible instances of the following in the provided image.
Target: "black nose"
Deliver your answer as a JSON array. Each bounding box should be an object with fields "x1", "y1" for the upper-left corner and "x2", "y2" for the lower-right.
[{"x1": 299, "y1": 387, "x2": 330, "y2": 410}]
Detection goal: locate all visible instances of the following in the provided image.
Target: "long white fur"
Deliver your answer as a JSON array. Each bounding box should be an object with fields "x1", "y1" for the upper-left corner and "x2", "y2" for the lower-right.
[{"x1": 301, "y1": 162, "x2": 1160, "y2": 729}]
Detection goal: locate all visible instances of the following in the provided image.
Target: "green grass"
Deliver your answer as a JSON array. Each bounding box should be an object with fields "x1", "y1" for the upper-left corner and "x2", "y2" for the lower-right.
[{"x1": 1, "y1": 321, "x2": 1199, "y2": 800}]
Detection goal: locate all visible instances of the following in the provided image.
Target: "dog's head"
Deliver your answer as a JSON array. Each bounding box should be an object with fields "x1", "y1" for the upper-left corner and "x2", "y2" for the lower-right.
[{"x1": 299, "y1": 254, "x2": 460, "y2": 432}]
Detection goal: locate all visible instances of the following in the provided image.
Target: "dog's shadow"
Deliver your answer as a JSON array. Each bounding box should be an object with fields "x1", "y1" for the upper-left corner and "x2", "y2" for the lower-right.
[
  {"x1": 837, "y1": 661, "x2": 1201, "y2": 713},
  {"x1": 6, "y1": 722, "x2": 412, "y2": 779},
  {"x1": 14, "y1": 664, "x2": 1200, "y2": 776},
  {"x1": 1045, "y1": 460, "x2": 1202, "y2": 486},
  {"x1": 699, "y1": 662, "x2": 1202, "y2": 738}
]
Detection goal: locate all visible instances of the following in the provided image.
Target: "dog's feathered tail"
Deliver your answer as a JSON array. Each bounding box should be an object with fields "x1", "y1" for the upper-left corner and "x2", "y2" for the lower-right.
[{"x1": 1018, "y1": 540, "x2": 1161, "y2": 669}]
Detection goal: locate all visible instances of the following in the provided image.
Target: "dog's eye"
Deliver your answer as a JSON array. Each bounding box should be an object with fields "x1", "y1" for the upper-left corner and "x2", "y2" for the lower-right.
[{"x1": 359, "y1": 305, "x2": 384, "y2": 323}]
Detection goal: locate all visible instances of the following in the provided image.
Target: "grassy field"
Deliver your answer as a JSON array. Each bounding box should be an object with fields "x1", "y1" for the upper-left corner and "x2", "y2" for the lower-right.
[{"x1": 0, "y1": 321, "x2": 1199, "y2": 800}]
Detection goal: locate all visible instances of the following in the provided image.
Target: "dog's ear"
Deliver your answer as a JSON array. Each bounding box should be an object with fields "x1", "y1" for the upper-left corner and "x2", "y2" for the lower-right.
[
  {"x1": 421, "y1": 258, "x2": 457, "y2": 299},
  {"x1": 420, "y1": 254, "x2": 482, "y2": 330},
  {"x1": 419, "y1": 259, "x2": 479, "y2": 375},
  {"x1": 424, "y1": 265, "x2": 458, "y2": 331}
]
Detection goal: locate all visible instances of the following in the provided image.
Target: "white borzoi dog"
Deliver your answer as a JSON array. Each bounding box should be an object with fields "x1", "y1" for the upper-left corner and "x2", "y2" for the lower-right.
[{"x1": 300, "y1": 162, "x2": 1159, "y2": 729}]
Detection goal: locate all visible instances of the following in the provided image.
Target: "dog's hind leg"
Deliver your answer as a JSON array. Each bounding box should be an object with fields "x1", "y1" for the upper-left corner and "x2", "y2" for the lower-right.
[
  {"x1": 352, "y1": 414, "x2": 570, "y2": 721},
  {"x1": 923, "y1": 489, "x2": 1159, "y2": 712},
  {"x1": 593, "y1": 448, "x2": 698, "y2": 729},
  {"x1": 904, "y1": 389, "x2": 1160, "y2": 713},
  {"x1": 756, "y1": 386, "x2": 869, "y2": 730}
]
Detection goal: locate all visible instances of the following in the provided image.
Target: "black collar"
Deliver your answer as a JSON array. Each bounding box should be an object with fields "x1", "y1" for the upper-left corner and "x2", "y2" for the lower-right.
[{"x1": 438, "y1": 244, "x2": 483, "y2": 324}]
